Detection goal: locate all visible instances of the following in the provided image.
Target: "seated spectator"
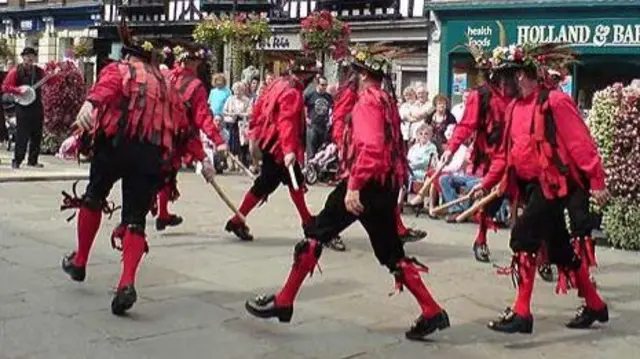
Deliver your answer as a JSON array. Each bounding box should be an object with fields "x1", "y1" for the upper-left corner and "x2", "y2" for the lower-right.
[
  {"x1": 425, "y1": 94, "x2": 457, "y2": 154},
  {"x1": 437, "y1": 139, "x2": 481, "y2": 222},
  {"x1": 407, "y1": 123, "x2": 438, "y2": 182}
]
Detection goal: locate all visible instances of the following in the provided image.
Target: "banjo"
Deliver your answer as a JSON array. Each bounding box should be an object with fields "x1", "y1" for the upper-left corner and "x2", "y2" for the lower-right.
[{"x1": 13, "y1": 69, "x2": 61, "y2": 106}]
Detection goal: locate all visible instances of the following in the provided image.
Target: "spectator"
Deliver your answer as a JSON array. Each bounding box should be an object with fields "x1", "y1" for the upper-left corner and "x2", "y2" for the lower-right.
[
  {"x1": 407, "y1": 123, "x2": 438, "y2": 183},
  {"x1": 208, "y1": 73, "x2": 231, "y2": 116},
  {"x1": 304, "y1": 75, "x2": 333, "y2": 161},
  {"x1": 399, "y1": 87, "x2": 422, "y2": 147},
  {"x1": 247, "y1": 76, "x2": 260, "y2": 104},
  {"x1": 425, "y1": 94, "x2": 457, "y2": 154},
  {"x1": 438, "y1": 139, "x2": 478, "y2": 221},
  {"x1": 451, "y1": 88, "x2": 470, "y2": 122},
  {"x1": 222, "y1": 81, "x2": 250, "y2": 171}
]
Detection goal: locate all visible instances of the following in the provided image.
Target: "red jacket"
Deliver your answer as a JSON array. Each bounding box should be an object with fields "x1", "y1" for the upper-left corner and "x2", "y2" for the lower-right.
[
  {"x1": 446, "y1": 85, "x2": 510, "y2": 174},
  {"x1": 87, "y1": 61, "x2": 194, "y2": 161},
  {"x1": 342, "y1": 83, "x2": 408, "y2": 190},
  {"x1": 249, "y1": 76, "x2": 305, "y2": 164},
  {"x1": 168, "y1": 67, "x2": 225, "y2": 147},
  {"x1": 482, "y1": 87, "x2": 606, "y2": 200},
  {"x1": 331, "y1": 85, "x2": 358, "y2": 151}
]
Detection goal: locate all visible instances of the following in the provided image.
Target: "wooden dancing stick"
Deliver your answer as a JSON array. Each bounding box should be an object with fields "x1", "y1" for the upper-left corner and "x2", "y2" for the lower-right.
[
  {"x1": 288, "y1": 164, "x2": 300, "y2": 191},
  {"x1": 408, "y1": 164, "x2": 445, "y2": 206},
  {"x1": 430, "y1": 192, "x2": 473, "y2": 216},
  {"x1": 228, "y1": 154, "x2": 257, "y2": 180},
  {"x1": 208, "y1": 177, "x2": 246, "y2": 223},
  {"x1": 455, "y1": 189, "x2": 500, "y2": 223}
]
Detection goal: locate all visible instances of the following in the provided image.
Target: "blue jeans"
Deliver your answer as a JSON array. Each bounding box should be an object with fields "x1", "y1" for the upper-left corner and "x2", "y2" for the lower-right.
[{"x1": 438, "y1": 174, "x2": 481, "y2": 213}]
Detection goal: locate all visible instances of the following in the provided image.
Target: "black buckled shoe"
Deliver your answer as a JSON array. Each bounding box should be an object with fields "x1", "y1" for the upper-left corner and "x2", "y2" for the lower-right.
[
  {"x1": 405, "y1": 310, "x2": 450, "y2": 341},
  {"x1": 537, "y1": 263, "x2": 554, "y2": 282},
  {"x1": 111, "y1": 285, "x2": 137, "y2": 316},
  {"x1": 156, "y1": 215, "x2": 183, "y2": 231},
  {"x1": 487, "y1": 307, "x2": 534, "y2": 334},
  {"x1": 61, "y1": 252, "x2": 86, "y2": 282},
  {"x1": 400, "y1": 228, "x2": 428, "y2": 244},
  {"x1": 566, "y1": 305, "x2": 609, "y2": 329},
  {"x1": 473, "y1": 242, "x2": 490, "y2": 263},
  {"x1": 245, "y1": 294, "x2": 293, "y2": 323},
  {"x1": 225, "y1": 220, "x2": 254, "y2": 241},
  {"x1": 26, "y1": 162, "x2": 44, "y2": 168}
]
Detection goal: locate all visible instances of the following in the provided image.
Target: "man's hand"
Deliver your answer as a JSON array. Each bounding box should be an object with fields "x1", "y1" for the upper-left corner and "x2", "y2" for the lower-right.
[
  {"x1": 592, "y1": 188, "x2": 611, "y2": 207},
  {"x1": 345, "y1": 189, "x2": 364, "y2": 216},
  {"x1": 468, "y1": 183, "x2": 487, "y2": 200},
  {"x1": 438, "y1": 150, "x2": 453, "y2": 168},
  {"x1": 284, "y1": 153, "x2": 296, "y2": 168},
  {"x1": 216, "y1": 143, "x2": 228, "y2": 154},
  {"x1": 200, "y1": 160, "x2": 216, "y2": 183},
  {"x1": 74, "y1": 101, "x2": 95, "y2": 131}
]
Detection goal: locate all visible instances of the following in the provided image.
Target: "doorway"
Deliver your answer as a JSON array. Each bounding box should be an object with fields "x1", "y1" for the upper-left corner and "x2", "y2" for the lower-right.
[{"x1": 576, "y1": 56, "x2": 640, "y2": 109}]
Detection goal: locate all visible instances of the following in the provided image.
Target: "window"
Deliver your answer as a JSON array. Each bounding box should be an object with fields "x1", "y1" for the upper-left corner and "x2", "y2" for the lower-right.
[{"x1": 0, "y1": 0, "x2": 8, "y2": 5}]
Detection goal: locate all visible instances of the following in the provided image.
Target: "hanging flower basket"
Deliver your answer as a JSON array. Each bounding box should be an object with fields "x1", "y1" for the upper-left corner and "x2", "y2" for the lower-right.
[
  {"x1": 300, "y1": 10, "x2": 351, "y2": 61},
  {"x1": 72, "y1": 38, "x2": 94, "y2": 59},
  {"x1": 193, "y1": 13, "x2": 272, "y2": 52}
]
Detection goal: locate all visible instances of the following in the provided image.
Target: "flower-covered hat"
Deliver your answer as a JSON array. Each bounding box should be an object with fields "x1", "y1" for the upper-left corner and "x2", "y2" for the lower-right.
[
  {"x1": 166, "y1": 40, "x2": 214, "y2": 63},
  {"x1": 489, "y1": 42, "x2": 578, "y2": 73},
  {"x1": 345, "y1": 43, "x2": 411, "y2": 77},
  {"x1": 117, "y1": 19, "x2": 161, "y2": 62}
]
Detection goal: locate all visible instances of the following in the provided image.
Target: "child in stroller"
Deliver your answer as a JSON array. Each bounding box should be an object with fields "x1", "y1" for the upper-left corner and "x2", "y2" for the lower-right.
[{"x1": 304, "y1": 141, "x2": 339, "y2": 185}]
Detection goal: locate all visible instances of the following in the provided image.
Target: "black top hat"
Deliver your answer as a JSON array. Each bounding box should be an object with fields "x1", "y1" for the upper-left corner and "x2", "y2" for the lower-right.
[{"x1": 21, "y1": 47, "x2": 37, "y2": 56}]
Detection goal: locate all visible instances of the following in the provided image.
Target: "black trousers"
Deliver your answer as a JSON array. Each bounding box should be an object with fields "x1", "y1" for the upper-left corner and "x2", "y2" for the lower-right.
[
  {"x1": 566, "y1": 186, "x2": 592, "y2": 237},
  {"x1": 249, "y1": 151, "x2": 305, "y2": 198},
  {"x1": 510, "y1": 182, "x2": 578, "y2": 266},
  {"x1": 13, "y1": 106, "x2": 43, "y2": 165},
  {"x1": 305, "y1": 180, "x2": 406, "y2": 270},
  {"x1": 83, "y1": 136, "x2": 163, "y2": 232}
]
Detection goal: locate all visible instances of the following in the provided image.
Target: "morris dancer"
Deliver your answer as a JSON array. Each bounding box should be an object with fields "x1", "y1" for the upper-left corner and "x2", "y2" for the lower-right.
[
  {"x1": 60, "y1": 22, "x2": 215, "y2": 315},
  {"x1": 153, "y1": 43, "x2": 228, "y2": 231},
  {"x1": 245, "y1": 44, "x2": 449, "y2": 341},
  {"x1": 224, "y1": 57, "x2": 316, "y2": 241},
  {"x1": 435, "y1": 43, "x2": 512, "y2": 262},
  {"x1": 470, "y1": 43, "x2": 609, "y2": 333},
  {"x1": 332, "y1": 67, "x2": 427, "y2": 244}
]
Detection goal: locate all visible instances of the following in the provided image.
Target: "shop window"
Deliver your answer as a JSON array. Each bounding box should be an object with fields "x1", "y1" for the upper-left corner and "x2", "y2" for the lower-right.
[
  {"x1": 576, "y1": 59, "x2": 640, "y2": 110},
  {"x1": 450, "y1": 58, "x2": 483, "y2": 106},
  {"x1": 400, "y1": 70, "x2": 427, "y2": 93}
]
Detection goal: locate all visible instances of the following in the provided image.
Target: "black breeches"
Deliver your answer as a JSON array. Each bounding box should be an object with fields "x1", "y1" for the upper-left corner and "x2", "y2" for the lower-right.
[
  {"x1": 510, "y1": 182, "x2": 576, "y2": 266},
  {"x1": 565, "y1": 186, "x2": 592, "y2": 237},
  {"x1": 83, "y1": 137, "x2": 163, "y2": 233},
  {"x1": 305, "y1": 180, "x2": 406, "y2": 269},
  {"x1": 249, "y1": 151, "x2": 304, "y2": 198}
]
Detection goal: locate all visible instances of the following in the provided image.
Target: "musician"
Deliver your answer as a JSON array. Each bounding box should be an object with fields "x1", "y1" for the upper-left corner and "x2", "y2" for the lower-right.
[{"x1": 1, "y1": 47, "x2": 45, "y2": 169}]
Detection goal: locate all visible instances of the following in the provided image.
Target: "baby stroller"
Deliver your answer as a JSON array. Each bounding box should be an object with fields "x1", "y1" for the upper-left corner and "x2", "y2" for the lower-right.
[{"x1": 304, "y1": 142, "x2": 339, "y2": 185}]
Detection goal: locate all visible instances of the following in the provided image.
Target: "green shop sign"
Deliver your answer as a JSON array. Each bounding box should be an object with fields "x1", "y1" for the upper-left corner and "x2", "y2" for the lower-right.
[{"x1": 446, "y1": 18, "x2": 640, "y2": 55}]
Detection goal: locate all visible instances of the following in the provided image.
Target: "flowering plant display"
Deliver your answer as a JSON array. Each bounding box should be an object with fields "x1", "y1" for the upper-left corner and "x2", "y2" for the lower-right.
[
  {"x1": 72, "y1": 38, "x2": 93, "y2": 58},
  {"x1": 41, "y1": 61, "x2": 86, "y2": 153},
  {"x1": 588, "y1": 82, "x2": 640, "y2": 249},
  {"x1": 300, "y1": 10, "x2": 351, "y2": 61}
]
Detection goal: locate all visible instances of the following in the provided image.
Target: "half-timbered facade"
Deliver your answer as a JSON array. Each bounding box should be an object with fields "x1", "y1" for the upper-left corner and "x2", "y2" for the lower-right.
[{"x1": 95, "y1": 0, "x2": 430, "y2": 90}]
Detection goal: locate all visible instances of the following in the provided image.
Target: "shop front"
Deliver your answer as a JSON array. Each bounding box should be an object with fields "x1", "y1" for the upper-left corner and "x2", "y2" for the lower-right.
[{"x1": 433, "y1": 3, "x2": 640, "y2": 109}]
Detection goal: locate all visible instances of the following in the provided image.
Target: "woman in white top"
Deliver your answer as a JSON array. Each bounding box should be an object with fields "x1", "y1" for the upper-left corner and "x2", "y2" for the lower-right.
[
  {"x1": 399, "y1": 87, "x2": 423, "y2": 147},
  {"x1": 222, "y1": 81, "x2": 250, "y2": 170}
]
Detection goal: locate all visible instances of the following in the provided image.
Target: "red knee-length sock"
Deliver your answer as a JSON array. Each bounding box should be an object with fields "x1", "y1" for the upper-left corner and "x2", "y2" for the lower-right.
[
  {"x1": 475, "y1": 213, "x2": 488, "y2": 245},
  {"x1": 288, "y1": 188, "x2": 312, "y2": 226},
  {"x1": 117, "y1": 230, "x2": 147, "y2": 289},
  {"x1": 512, "y1": 252, "x2": 537, "y2": 317},
  {"x1": 231, "y1": 191, "x2": 261, "y2": 224},
  {"x1": 157, "y1": 187, "x2": 171, "y2": 220},
  {"x1": 275, "y1": 240, "x2": 321, "y2": 306},
  {"x1": 398, "y1": 259, "x2": 442, "y2": 318},
  {"x1": 395, "y1": 205, "x2": 408, "y2": 235},
  {"x1": 73, "y1": 207, "x2": 102, "y2": 267},
  {"x1": 575, "y1": 261, "x2": 606, "y2": 310}
]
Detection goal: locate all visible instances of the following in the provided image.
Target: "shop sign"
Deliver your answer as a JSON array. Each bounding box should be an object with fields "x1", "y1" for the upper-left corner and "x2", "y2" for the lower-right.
[
  {"x1": 448, "y1": 18, "x2": 640, "y2": 55},
  {"x1": 257, "y1": 34, "x2": 302, "y2": 51}
]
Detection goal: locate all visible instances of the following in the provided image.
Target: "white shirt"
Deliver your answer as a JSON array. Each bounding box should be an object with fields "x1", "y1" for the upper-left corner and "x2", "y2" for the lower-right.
[
  {"x1": 442, "y1": 144, "x2": 468, "y2": 175},
  {"x1": 451, "y1": 103, "x2": 465, "y2": 123}
]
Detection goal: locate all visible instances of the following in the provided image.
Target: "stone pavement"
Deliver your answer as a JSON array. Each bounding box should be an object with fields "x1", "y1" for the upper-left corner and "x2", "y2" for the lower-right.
[{"x1": 0, "y1": 160, "x2": 639, "y2": 359}]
